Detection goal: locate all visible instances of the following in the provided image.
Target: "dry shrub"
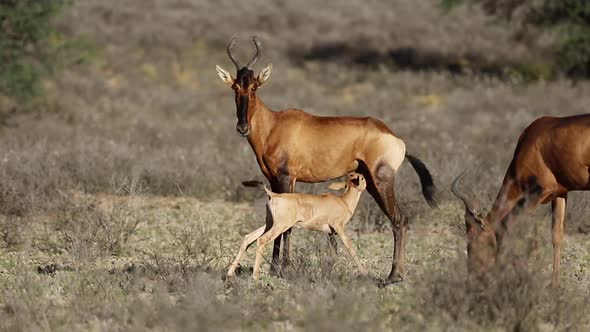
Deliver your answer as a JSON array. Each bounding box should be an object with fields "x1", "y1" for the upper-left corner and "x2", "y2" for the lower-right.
[
  {"x1": 355, "y1": 195, "x2": 391, "y2": 232},
  {"x1": 418, "y1": 218, "x2": 590, "y2": 331},
  {"x1": 53, "y1": 191, "x2": 140, "y2": 260},
  {"x1": 285, "y1": 280, "x2": 386, "y2": 331},
  {"x1": 0, "y1": 216, "x2": 29, "y2": 249},
  {"x1": 168, "y1": 221, "x2": 221, "y2": 277},
  {"x1": 0, "y1": 176, "x2": 35, "y2": 248},
  {"x1": 0, "y1": 182, "x2": 30, "y2": 217},
  {"x1": 0, "y1": 266, "x2": 53, "y2": 332},
  {"x1": 283, "y1": 232, "x2": 347, "y2": 283},
  {"x1": 0, "y1": 178, "x2": 37, "y2": 248},
  {"x1": 138, "y1": 210, "x2": 225, "y2": 289}
]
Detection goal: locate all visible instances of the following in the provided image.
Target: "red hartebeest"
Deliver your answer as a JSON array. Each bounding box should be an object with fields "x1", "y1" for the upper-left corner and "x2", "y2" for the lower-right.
[
  {"x1": 451, "y1": 114, "x2": 590, "y2": 287},
  {"x1": 216, "y1": 36, "x2": 438, "y2": 283}
]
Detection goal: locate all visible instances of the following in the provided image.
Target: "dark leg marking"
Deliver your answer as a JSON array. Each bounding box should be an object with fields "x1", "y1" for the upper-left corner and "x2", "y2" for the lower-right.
[
  {"x1": 278, "y1": 174, "x2": 293, "y2": 269},
  {"x1": 361, "y1": 161, "x2": 407, "y2": 285},
  {"x1": 269, "y1": 179, "x2": 283, "y2": 277},
  {"x1": 268, "y1": 174, "x2": 292, "y2": 277}
]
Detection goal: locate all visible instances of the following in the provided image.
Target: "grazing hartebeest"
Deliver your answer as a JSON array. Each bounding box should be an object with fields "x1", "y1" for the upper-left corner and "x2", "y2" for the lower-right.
[
  {"x1": 216, "y1": 36, "x2": 438, "y2": 283},
  {"x1": 451, "y1": 114, "x2": 590, "y2": 287}
]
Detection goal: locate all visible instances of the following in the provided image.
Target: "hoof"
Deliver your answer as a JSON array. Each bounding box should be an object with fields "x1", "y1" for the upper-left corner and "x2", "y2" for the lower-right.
[
  {"x1": 235, "y1": 264, "x2": 253, "y2": 277},
  {"x1": 269, "y1": 266, "x2": 284, "y2": 278},
  {"x1": 378, "y1": 276, "x2": 404, "y2": 288},
  {"x1": 223, "y1": 275, "x2": 235, "y2": 289}
]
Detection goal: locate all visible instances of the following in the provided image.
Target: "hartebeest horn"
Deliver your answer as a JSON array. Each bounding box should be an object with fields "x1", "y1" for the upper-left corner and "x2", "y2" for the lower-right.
[
  {"x1": 451, "y1": 171, "x2": 485, "y2": 226},
  {"x1": 246, "y1": 36, "x2": 261, "y2": 70},
  {"x1": 227, "y1": 37, "x2": 242, "y2": 70}
]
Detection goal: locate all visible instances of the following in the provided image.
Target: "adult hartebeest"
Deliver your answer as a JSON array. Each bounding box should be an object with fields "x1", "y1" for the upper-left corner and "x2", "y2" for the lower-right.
[
  {"x1": 216, "y1": 36, "x2": 438, "y2": 283},
  {"x1": 451, "y1": 114, "x2": 590, "y2": 287}
]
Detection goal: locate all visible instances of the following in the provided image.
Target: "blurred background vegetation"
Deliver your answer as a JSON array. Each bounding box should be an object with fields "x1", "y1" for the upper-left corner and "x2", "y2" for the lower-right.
[
  {"x1": 0, "y1": 1, "x2": 588, "y2": 330},
  {"x1": 441, "y1": 0, "x2": 590, "y2": 78},
  {"x1": 2, "y1": 1, "x2": 589, "y2": 118},
  {"x1": 0, "y1": 0, "x2": 93, "y2": 115},
  {"x1": 0, "y1": 0, "x2": 589, "y2": 221}
]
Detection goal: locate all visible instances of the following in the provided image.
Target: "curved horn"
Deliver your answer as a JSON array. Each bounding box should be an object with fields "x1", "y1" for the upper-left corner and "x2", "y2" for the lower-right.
[
  {"x1": 451, "y1": 171, "x2": 482, "y2": 216},
  {"x1": 227, "y1": 37, "x2": 242, "y2": 70},
  {"x1": 246, "y1": 36, "x2": 261, "y2": 69}
]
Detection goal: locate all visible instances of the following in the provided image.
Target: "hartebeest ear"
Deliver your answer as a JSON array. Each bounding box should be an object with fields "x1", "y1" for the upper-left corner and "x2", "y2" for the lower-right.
[
  {"x1": 216, "y1": 65, "x2": 234, "y2": 86},
  {"x1": 328, "y1": 182, "x2": 346, "y2": 191},
  {"x1": 257, "y1": 64, "x2": 272, "y2": 85}
]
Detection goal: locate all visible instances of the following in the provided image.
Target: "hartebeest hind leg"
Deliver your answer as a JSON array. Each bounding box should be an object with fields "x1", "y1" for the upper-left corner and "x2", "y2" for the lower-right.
[
  {"x1": 551, "y1": 196, "x2": 566, "y2": 288},
  {"x1": 227, "y1": 225, "x2": 266, "y2": 277},
  {"x1": 364, "y1": 163, "x2": 406, "y2": 283},
  {"x1": 253, "y1": 221, "x2": 292, "y2": 280}
]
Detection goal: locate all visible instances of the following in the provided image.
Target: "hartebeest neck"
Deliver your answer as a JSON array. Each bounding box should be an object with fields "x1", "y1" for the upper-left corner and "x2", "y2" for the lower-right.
[
  {"x1": 485, "y1": 175, "x2": 525, "y2": 235},
  {"x1": 246, "y1": 95, "x2": 275, "y2": 152}
]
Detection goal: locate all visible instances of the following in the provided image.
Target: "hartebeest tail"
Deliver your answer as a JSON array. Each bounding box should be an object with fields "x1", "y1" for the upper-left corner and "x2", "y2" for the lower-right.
[
  {"x1": 405, "y1": 153, "x2": 437, "y2": 208},
  {"x1": 217, "y1": 36, "x2": 439, "y2": 283},
  {"x1": 451, "y1": 114, "x2": 590, "y2": 288}
]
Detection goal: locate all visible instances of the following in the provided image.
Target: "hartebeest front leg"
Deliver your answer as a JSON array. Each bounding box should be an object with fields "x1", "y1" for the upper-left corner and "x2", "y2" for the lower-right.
[{"x1": 551, "y1": 196, "x2": 566, "y2": 288}]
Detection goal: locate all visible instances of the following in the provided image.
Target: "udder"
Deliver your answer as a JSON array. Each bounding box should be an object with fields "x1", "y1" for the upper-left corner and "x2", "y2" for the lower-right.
[{"x1": 292, "y1": 158, "x2": 359, "y2": 183}]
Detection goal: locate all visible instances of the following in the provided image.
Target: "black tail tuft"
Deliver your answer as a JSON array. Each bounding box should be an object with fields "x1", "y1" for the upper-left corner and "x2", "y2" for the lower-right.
[{"x1": 405, "y1": 153, "x2": 438, "y2": 208}]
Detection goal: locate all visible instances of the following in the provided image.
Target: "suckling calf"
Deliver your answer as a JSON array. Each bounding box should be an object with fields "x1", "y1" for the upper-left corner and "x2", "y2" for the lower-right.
[{"x1": 227, "y1": 173, "x2": 367, "y2": 279}]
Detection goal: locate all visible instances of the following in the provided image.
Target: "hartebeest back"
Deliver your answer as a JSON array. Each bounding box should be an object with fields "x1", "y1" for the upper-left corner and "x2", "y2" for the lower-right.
[
  {"x1": 216, "y1": 36, "x2": 438, "y2": 283},
  {"x1": 451, "y1": 114, "x2": 590, "y2": 287}
]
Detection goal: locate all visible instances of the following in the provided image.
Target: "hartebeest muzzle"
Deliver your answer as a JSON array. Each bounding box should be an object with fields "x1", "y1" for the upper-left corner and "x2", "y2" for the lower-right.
[
  {"x1": 236, "y1": 94, "x2": 250, "y2": 136},
  {"x1": 236, "y1": 123, "x2": 250, "y2": 137}
]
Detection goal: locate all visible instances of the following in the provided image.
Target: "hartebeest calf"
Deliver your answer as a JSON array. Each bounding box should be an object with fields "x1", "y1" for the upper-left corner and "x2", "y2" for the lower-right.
[
  {"x1": 451, "y1": 114, "x2": 590, "y2": 287},
  {"x1": 227, "y1": 173, "x2": 368, "y2": 279},
  {"x1": 216, "y1": 36, "x2": 438, "y2": 283}
]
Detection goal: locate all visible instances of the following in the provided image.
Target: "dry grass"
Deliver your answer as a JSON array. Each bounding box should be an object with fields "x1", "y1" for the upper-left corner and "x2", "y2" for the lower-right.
[
  {"x1": 0, "y1": 196, "x2": 588, "y2": 331},
  {"x1": 0, "y1": 0, "x2": 589, "y2": 330}
]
